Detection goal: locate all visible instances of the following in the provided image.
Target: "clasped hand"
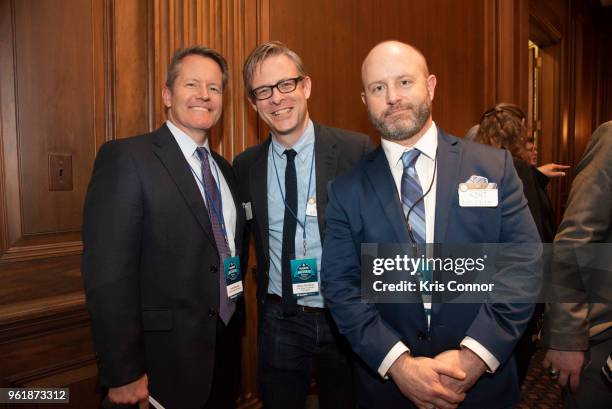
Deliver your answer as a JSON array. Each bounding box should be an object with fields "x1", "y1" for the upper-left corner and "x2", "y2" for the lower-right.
[
  {"x1": 434, "y1": 349, "x2": 487, "y2": 394},
  {"x1": 389, "y1": 348, "x2": 486, "y2": 409}
]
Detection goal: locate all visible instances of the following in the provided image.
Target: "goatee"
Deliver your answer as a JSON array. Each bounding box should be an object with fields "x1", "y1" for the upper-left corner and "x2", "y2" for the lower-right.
[{"x1": 370, "y1": 98, "x2": 431, "y2": 142}]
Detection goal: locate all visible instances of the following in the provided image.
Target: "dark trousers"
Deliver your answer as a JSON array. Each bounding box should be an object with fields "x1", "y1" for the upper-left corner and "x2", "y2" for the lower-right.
[
  {"x1": 203, "y1": 315, "x2": 242, "y2": 409},
  {"x1": 515, "y1": 303, "x2": 544, "y2": 386},
  {"x1": 563, "y1": 334, "x2": 612, "y2": 409},
  {"x1": 258, "y1": 295, "x2": 355, "y2": 409},
  {"x1": 100, "y1": 316, "x2": 242, "y2": 409}
]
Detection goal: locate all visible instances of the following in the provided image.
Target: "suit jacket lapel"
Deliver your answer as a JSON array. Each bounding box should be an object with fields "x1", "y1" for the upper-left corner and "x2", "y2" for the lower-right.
[
  {"x1": 152, "y1": 125, "x2": 216, "y2": 245},
  {"x1": 431, "y1": 130, "x2": 462, "y2": 318},
  {"x1": 433, "y1": 130, "x2": 462, "y2": 243},
  {"x1": 314, "y1": 123, "x2": 338, "y2": 240},
  {"x1": 366, "y1": 147, "x2": 411, "y2": 243},
  {"x1": 250, "y1": 139, "x2": 271, "y2": 263}
]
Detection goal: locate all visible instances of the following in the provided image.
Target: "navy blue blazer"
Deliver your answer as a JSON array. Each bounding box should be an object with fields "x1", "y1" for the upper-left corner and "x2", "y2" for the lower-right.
[{"x1": 321, "y1": 129, "x2": 540, "y2": 408}]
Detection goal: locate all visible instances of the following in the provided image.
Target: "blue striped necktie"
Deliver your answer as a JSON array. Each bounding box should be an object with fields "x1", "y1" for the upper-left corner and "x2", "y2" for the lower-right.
[
  {"x1": 401, "y1": 149, "x2": 432, "y2": 324},
  {"x1": 401, "y1": 149, "x2": 426, "y2": 245}
]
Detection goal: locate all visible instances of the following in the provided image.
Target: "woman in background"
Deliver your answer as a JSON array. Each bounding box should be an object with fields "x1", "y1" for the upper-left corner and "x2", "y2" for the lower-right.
[
  {"x1": 475, "y1": 103, "x2": 555, "y2": 386},
  {"x1": 476, "y1": 103, "x2": 556, "y2": 242}
]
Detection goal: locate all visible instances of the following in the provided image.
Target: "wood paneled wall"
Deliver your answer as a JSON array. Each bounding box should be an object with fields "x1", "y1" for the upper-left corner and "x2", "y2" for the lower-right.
[
  {"x1": 594, "y1": 7, "x2": 612, "y2": 126},
  {"x1": 529, "y1": 0, "x2": 611, "y2": 221},
  {"x1": 0, "y1": 1, "x2": 264, "y2": 407},
  {"x1": 1, "y1": 0, "x2": 609, "y2": 407},
  {"x1": 0, "y1": 0, "x2": 100, "y2": 263},
  {"x1": 267, "y1": 0, "x2": 530, "y2": 139}
]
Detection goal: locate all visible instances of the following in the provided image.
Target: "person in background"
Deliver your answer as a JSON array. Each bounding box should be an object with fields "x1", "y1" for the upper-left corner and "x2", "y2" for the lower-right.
[
  {"x1": 476, "y1": 104, "x2": 556, "y2": 243},
  {"x1": 465, "y1": 103, "x2": 569, "y2": 181},
  {"x1": 525, "y1": 135, "x2": 569, "y2": 179},
  {"x1": 475, "y1": 104, "x2": 555, "y2": 385},
  {"x1": 464, "y1": 124, "x2": 479, "y2": 141},
  {"x1": 525, "y1": 136, "x2": 539, "y2": 167},
  {"x1": 542, "y1": 121, "x2": 612, "y2": 409}
]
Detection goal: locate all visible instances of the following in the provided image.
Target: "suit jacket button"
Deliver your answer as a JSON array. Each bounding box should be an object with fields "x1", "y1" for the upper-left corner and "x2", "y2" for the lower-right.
[
  {"x1": 417, "y1": 331, "x2": 427, "y2": 340},
  {"x1": 208, "y1": 308, "x2": 217, "y2": 317},
  {"x1": 210, "y1": 265, "x2": 218, "y2": 274}
]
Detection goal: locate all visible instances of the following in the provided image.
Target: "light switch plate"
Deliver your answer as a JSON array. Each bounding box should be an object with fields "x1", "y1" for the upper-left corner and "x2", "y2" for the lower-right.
[{"x1": 48, "y1": 153, "x2": 73, "y2": 191}]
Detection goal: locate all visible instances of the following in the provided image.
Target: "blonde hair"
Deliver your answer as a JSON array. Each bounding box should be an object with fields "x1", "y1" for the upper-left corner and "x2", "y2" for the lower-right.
[{"x1": 243, "y1": 41, "x2": 306, "y2": 96}]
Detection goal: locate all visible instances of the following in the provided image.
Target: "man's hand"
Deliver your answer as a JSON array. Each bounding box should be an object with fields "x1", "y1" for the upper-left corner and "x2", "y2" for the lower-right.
[
  {"x1": 537, "y1": 163, "x2": 570, "y2": 179},
  {"x1": 388, "y1": 352, "x2": 466, "y2": 409},
  {"x1": 543, "y1": 349, "x2": 585, "y2": 392},
  {"x1": 108, "y1": 374, "x2": 149, "y2": 408},
  {"x1": 434, "y1": 348, "x2": 487, "y2": 394}
]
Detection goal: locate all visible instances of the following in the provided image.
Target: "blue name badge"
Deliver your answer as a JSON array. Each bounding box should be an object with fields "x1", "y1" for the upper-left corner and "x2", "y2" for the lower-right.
[
  {"x1": 223, "y1": 256, "x2": 243, "y2": 300},
  {"x1": 290, "y1": 258, "x2": 319, "y2": 297},
  {"x1": 417, "y1": 263, "x2": 433, "y2": 301},
  {"x1": 417, "y1": 263, "x2": 433, "y2": 283}
]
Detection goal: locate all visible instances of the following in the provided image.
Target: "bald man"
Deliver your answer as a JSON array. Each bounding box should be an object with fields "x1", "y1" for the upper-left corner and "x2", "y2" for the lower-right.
[{"x1": 321, "y1": 41, "x2": 540, "y2": 408}]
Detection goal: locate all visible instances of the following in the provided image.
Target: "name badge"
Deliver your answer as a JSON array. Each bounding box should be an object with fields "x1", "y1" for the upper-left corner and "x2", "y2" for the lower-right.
[
  {"x1": 417, "y1": 263, "x2": 433, "y2": 283},
  {"x1": 242, "y1": 202, "x2": 253, "y2": 220},
  {"x1": 306, "y1": 197, "x2": 317, "y2": 217},
  {"x1": 458, "y1": 182, "x2": 498, "y2": 207},
  {"x1": 223, "y1": 256, "x2": 243, "y2": 299},
  {"x1": 290, "y1": 258, "x2": 319, "y2": 297}
]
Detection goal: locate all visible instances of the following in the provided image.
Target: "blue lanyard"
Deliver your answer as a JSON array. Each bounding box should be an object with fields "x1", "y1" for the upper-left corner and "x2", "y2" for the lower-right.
[
  {"x1": 271, "y1": 143, "x2": 315, "y2": 257},
  {"x1": 191, "y1": 155, "x2": 230, "y2": 249}
]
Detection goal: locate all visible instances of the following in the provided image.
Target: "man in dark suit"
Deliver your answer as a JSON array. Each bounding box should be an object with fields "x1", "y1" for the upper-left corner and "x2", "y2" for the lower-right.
[
  {"x1": 82, "y1": 46, "x2": 245, "y2": 409},
  {"x1": 321, "y1": 41, "x2": 540, "y2": 408},
  {"x1": 233, "y1": 41, "x2": 372, "y2": 409}
]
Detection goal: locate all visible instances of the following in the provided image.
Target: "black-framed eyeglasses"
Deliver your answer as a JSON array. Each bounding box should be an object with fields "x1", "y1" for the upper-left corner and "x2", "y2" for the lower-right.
[{"x1": 250, "y1": 76, "x2": 304, "y2": 101}]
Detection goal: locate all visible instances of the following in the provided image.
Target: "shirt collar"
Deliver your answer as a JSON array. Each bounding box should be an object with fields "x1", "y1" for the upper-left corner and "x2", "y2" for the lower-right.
[
  {"x1": 270, "y1": 119, "x2": 315, "y2": 163},
  {"x1": 381, "y1": 121, "x2": 438, "y2": 167},
  {"x1": 166, "y1": 120, "x2": 211, "y2": 160}
]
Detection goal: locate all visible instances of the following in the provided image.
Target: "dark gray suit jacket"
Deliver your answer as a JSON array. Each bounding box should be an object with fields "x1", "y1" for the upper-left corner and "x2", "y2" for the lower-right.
[{"x1": 82, "y1": 124, "x2": 245, "y2": 409}]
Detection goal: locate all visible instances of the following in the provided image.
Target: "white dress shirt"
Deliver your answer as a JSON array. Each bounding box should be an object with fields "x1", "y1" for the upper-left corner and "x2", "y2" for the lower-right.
[
  {"x1": 376, "y1": 122, "x2": 500, "y2": 378},
  {"x1": 166, "y1": 120, "x2": 237, "y2": 257}
]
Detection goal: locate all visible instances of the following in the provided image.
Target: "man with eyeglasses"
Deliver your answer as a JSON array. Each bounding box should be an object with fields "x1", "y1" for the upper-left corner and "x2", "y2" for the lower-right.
[{"x1": 233, "y1": 41, "x2": 373, "y2": 409}]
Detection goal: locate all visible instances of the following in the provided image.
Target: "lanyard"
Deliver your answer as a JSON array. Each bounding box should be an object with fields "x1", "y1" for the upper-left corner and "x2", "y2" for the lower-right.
[
  {"x1": 271, "y1": 144, "x2": 316, "y2": 257},
  {"x1": 191, "y1": 155, "x2": 230, "y2": 250}
]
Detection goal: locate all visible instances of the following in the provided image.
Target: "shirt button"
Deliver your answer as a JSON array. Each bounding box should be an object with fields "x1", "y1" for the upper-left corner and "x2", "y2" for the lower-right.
[
  {"x1": 417, "y1": 331, "x2": 427, "y2": 341},
  {"x1": 210, "y1": 265, "x2": 218, "y2": 274},
  {"x1": 208, "y1": 308, "x2": 217, "y2": 317}
]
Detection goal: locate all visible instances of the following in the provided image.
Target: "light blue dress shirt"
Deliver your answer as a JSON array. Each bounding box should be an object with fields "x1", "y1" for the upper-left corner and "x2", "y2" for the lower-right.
[{"x1": 267, "y1": 120, "x2": 324, "y2": 308}]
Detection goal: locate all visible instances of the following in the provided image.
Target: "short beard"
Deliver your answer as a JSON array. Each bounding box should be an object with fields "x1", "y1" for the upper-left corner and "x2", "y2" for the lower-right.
[{"x1": 370, "y1": 98, "x2": 431, "y2": 142}]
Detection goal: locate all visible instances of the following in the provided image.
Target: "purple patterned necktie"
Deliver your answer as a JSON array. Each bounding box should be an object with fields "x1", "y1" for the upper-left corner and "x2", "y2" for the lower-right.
[{"x1": 196, "y1": 147, "x2": 235, "y2": 325}]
